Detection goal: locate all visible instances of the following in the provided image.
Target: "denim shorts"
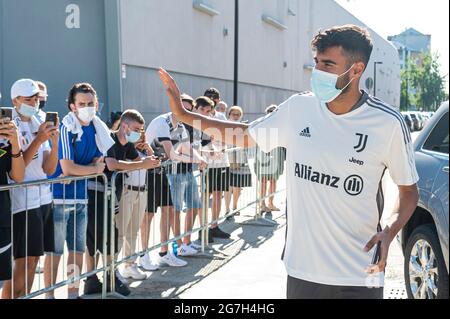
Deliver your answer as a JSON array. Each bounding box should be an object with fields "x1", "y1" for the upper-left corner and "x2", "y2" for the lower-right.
[
  {"x1": 53, "y1": 204, "x2": 87, "y2": 255},
  {"x1": 166, "y1": 172, "x2": 202, "y2": 211}
]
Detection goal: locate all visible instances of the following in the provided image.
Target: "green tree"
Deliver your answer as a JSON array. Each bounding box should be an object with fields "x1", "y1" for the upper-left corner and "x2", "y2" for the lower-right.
[
  {"x1": 401, "y1": 53, "x2": 448, "y2": 111},
  {"x1": 400, "y1": 59, "x2": 417, "y2": 111}
]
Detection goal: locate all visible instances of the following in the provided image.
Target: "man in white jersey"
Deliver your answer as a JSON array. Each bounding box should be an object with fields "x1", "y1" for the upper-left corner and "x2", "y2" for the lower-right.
[{"x1": 158, "y1": 24, "x2": 419, "y2": 299}]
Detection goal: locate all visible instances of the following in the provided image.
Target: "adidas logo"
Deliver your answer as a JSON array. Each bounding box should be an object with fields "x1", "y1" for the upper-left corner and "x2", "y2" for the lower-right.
[{"x1": 299, "y1": 127, "x2": 311, "y2": 138}]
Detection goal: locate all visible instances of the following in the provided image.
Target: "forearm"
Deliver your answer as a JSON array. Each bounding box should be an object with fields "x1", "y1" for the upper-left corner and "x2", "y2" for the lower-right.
[
  {"x1": 9, "y1": 142, "x2": 25, "y2": 183},
  {"x1": 62, "y1": 161, "x2": 97, "y2": 176},
  {"x1": 162, "y1": 69, "x2": 255, "y2": 148},
  {"x1": 43, "y1": 148, "x2": 59, "y2": 176},
  {"x1": 385, "y1": 186, "x2": 419, "y2": 240},
  {"x1": 107, "y1": 159, "x2": 146, "y2": 172},
  {"x1": 23, "y1": 138, "x2": 44, "y2": 166},
  {"x1": 174, "y1": 108, "x2": 254, "y2": 148}
]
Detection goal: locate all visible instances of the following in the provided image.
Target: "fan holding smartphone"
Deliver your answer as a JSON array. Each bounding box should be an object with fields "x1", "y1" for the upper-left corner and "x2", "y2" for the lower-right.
[{"x1": 1, "y1": 79, "x2": 61, "y2": 299}]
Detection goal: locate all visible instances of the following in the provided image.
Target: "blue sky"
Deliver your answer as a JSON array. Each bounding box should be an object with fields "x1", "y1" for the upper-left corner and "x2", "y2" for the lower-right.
[{"x1": 336, "y1": 0, "x2": 449, "y2": 89}]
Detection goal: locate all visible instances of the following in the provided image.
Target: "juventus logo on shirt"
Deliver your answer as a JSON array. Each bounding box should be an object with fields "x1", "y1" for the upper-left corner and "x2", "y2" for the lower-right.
[{"x1": 354, "y1": 133, "x2": 368, "y2": 153}]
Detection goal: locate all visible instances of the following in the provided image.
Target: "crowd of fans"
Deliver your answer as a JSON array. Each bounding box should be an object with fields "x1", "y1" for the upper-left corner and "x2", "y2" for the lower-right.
[{"x1": 0, "y1": 80, "x2": 285, "y2": 299}]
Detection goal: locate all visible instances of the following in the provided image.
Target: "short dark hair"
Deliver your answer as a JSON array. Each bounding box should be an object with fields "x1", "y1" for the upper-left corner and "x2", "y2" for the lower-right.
[
  {"x1": 204, "y1": 88, "x2": 220, "y2": 101},
  {"x1": 195, "y1": 96, "x2": 214, "y2": 110},
  {"x1": 67, "y1": 83, "x2": 97, "y2": 110},
  {"x1": 311, "y1": 25, "x2": 373, "y2": 67},
  {"x1": 120, "y1": 109, "x2": 145, "y2": 126}
]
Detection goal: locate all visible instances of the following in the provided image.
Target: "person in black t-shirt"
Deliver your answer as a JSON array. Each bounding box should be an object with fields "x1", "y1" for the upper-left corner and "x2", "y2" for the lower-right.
[
  {"x1": 84, "y1": 110, "x2": 160, "y2": 297},
  {"x1": 0, "y1": 111, "x2": 25, "y2": 298}
]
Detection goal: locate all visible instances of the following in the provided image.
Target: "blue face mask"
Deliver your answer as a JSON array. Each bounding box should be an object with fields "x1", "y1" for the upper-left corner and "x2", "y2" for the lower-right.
[
  {"x1": 311, "y1": 65, "x2": 355, "y2": 103},
  {"x1": 18, "y1": 103, "x2": 38, "y2": 118},
  {"x1": 127, "y1": 131, "x2": 141, "y2": 144}
]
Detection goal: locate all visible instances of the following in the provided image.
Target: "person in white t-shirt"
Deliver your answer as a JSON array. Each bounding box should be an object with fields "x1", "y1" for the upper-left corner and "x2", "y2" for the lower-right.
[
  {"x1": 3, "y1": 79, "x2": 59, "y2": 299},
  {"x1": 158, "y1": 24, "x2": 419, "y2": 299},
  {"x1": 225, "y1": 106, "x2": 253, "y2": 220},
  {"x1": 255, "y1": 105, "x2": 286, "y2": 215},
  {"x1": 141, "y1": 111, "x2": 206, "y2": 269}
]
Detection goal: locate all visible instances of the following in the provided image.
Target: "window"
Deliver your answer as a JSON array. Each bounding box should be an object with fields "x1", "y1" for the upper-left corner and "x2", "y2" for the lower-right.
[{"x1": 423, "y1": 112, "x2": 449, "y2": 154}]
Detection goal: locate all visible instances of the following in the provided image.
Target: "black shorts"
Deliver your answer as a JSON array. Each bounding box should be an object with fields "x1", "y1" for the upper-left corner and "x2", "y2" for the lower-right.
[
  {"x1": 286, "y1": 276, "x2": 383, "y2": 299},
  {"x1": 0, "y1": 227, "x2": 12, "y2": 281},
  {"x1": 230, "y1": 172, "x2": 252, "y2": 188},
  {"x1": 147, "y1": 170, "x2": 173, "y2": 213},
  {"x1": 12, "y1": 204, "x2": 55, "y2": 259},
  {"x1": 87, "y1": 190, "x2": 118, "y2": 257},
  {"x1": 208, "y1": 167, "x2": 230, "y2": 193}
]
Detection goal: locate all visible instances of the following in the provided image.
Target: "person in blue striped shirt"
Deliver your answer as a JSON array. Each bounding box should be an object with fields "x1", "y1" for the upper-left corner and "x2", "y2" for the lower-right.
[{"x1": 44, "y1": 83, "x2": 105, "y2": 299}]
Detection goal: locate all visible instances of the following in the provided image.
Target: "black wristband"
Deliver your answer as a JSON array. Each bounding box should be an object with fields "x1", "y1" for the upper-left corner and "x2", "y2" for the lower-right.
[{"x1": 11, "y1": 150, "x2": 23, "y2": 158}]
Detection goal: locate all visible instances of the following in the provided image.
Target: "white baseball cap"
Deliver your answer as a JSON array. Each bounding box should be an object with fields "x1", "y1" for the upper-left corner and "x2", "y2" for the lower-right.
[{"x1": 11, "y1": 79, "x2": 41, "y2": 100}]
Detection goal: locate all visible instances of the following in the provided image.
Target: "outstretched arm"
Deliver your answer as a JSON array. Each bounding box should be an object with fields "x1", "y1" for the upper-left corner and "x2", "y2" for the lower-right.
[{"x1": 158, "y1": 68, "x2": 256, "y2": 149}]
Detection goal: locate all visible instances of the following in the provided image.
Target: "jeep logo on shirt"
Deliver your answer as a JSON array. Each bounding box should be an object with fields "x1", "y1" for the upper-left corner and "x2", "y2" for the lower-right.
[{"x1": 294, "y1": 163, "x2": 364, "y2": 196}]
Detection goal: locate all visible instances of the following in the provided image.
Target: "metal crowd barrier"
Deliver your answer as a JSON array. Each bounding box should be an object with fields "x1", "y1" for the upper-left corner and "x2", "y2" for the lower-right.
[
  {"x1": 0, "y1": 174, "x2": 109, "y2": 299},
  {"x1": 0, "y1": 146, "x2": 286, "y2": 299},
  {"x1": 108, "y1": 145, "x2": 287, "y2": 295}
]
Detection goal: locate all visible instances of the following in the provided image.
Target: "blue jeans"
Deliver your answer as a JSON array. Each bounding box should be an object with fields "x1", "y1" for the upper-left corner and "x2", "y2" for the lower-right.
[
  {"x1": 53, "y1": 204, "x2": 87, "y2": 255},
  {"x1": 167, "y1": 172, "x2": 202, "y2": 211}
]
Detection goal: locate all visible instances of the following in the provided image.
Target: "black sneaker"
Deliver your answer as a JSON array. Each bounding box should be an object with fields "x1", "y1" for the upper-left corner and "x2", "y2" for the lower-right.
[
  {"x1": 107, "y1": 274, "x2": 131, "y2": 297},
  {"x1": 265, "y1": 211, "x2": 273, "y2": 219},
  {"x1": 198, "y1": 230, "x2": 214, "y2": 243},
  {"x1": 84, "y1": 275, "x2": 103, "y2": 295},
  {"x1": 210, "y1": 227, "x2": 231, "y2": 239}
]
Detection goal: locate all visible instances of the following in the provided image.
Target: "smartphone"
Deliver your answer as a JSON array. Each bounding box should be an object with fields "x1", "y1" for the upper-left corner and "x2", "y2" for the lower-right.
[
  {"x1": 0, "y1": 107, "x2": 13, "y2": 122},
  {"x1": 0, "y1": 107, "x2": 13, "y2": 146},
  {"x1": 371, "y1": 225, "x2": 383, "y2": 265},
  {"x1": 45, "y1": 112, "x2": 58, "y2": 126}
]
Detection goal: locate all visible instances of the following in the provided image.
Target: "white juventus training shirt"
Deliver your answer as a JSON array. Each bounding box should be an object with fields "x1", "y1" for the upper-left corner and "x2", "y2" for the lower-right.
[{"x1": 249, "y1": 91, "x2": 418, "y2": 287}]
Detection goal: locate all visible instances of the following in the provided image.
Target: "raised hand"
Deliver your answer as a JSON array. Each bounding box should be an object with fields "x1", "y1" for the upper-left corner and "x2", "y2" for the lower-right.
[{"x1": 159, "y1": 68, "x2": 184, "y2": 116}]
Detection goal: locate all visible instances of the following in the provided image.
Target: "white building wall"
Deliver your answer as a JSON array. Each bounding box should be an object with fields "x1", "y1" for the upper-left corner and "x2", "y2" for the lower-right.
[{"x1": 119, "y1": 0, "x2": 401, "y2": 122}]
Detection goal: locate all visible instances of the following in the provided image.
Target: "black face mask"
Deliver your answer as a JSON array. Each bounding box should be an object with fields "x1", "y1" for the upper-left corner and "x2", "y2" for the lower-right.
[{"x1": 39, "y1": 101, "x2": 46, "y2": 109}]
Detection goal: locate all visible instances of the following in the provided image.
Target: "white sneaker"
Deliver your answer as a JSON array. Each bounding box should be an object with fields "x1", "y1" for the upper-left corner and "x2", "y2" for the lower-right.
[
  {"x1": 121, "y1": 264, "x2": 147, "y2": 280},
  {"x1": 158, "y1": 252, "x2": 188, "y2": 267},
  {"x1": 138, "y1": 253, "x2": 160, "y2": 271},
  {"x1": 178, "y1": 243, "x2": 198, "y2": 257},
  {"x1": 188, "y1": 242, "x2": 202, "y2": 251}
]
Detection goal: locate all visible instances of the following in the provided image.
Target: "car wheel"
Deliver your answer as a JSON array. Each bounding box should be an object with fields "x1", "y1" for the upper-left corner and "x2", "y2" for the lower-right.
[{"x1": 404, "y1": 224, "x2": 449, "y2": 299}]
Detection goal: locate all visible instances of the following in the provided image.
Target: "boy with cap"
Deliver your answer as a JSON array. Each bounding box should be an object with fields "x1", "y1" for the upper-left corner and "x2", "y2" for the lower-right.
[{"x1": 2, "y1": 79, "x2": 59, "y2": 298}]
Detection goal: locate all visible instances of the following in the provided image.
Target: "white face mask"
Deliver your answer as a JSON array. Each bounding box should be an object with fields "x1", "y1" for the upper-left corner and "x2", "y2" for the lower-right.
[
  {"x1": 18, "y1": 103, "x2": 39, "y2": 118},
  {"x1": 77, "y1": 106, "x2": 96, "y2": 123},
  {"x1": 311, "y1": 64, "x2": 355, "y2": 103}
]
